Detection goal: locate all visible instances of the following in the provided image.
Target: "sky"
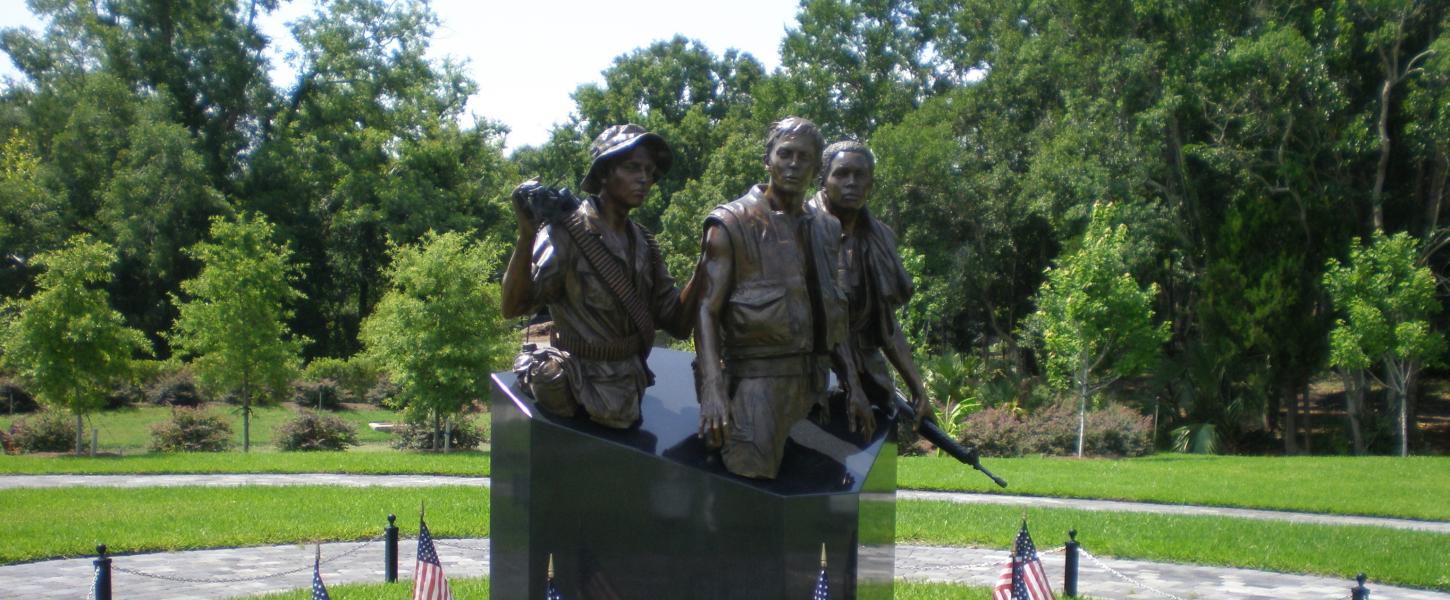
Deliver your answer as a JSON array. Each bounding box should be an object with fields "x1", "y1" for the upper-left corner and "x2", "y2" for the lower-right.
[{"x1": 0, "y1": 0, "x2": 802, "y2": 150}]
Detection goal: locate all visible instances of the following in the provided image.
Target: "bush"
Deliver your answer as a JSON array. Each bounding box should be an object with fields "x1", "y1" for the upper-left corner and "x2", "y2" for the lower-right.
[
  {"x1": 365, "y1": 377, "x2": 401, "y2": 406},
  {"x1": 275, "y1": 410, "x2": 358, "y2": 451},
  {"x1": 393, "y1": 414, "x2": 487, "y2": 451},
  {"x1": 149, "y1": 407, "x2": 232, "y2": 452},
  {"x1": 145, "y1": 366, "x2": 205, "y2": 407},
  {"x1": 0, "y1": 377, "x2": 39, "y2": 413},
  {"x1": 8, "y1": 410, "x2": 76, "y2": 453},
  {"x1": 292, "y1": 379, "x2": 342, "y2": 410},
  {"x1": 304, "y1": 357, "x2": 381, "y2": 404},
  {"x1": 960, "y1": 399, "x2": 1154, "y2": 457}
]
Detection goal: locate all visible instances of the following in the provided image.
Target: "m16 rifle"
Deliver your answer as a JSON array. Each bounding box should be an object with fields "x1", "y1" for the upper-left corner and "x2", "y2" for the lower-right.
[{"x1": 893, "y1": 393, "x2": 1007, "y2": 488}]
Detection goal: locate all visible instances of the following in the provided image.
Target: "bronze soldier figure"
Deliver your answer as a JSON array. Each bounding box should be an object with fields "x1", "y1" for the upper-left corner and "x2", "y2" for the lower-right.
[
  {"x1": 501, "y1": 124, "x2": 697, "y2": 428},
  {"x1": 808, "y1": 141, "x2": 934, "y2": 427},
  {"x1": 695, "y1": 117, "x2": 875, "y2": 479}
]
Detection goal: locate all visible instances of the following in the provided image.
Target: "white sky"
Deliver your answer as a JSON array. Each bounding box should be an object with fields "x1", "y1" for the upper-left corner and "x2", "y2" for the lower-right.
[{"x1": 0, "y1": 0, "x2": 801, "y2": 150}]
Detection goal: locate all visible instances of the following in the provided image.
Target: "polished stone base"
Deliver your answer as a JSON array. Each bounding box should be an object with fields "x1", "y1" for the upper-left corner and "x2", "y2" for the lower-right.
[{"x1": 490, "y1": 348, "x2": 895, "y2": 600}]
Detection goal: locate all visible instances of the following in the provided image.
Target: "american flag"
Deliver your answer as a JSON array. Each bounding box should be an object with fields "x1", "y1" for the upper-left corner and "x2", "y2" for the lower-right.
[
  {"x1": 412, "y1": 518, "x2": 453, "y2": 600},
  {"x1": 311, "y1": 546, "x2": 331, "y2": 600},
  {"x1": 992, "y1": 521, "x2": 1054, "y2": 600},
  {"x1": 813, "y1": 544, "x2": 831, "y2": 600}
]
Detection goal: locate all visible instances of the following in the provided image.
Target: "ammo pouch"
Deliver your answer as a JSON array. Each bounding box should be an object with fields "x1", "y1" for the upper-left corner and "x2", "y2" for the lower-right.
[{"x1": 512, "y1": 345, "x2": 575, "y2": 416}]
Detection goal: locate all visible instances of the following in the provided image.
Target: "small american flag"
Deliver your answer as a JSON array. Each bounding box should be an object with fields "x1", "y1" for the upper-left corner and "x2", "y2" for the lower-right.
[
  {"x1": 412, "y1": 517, "x2": 453, "y2": 600},
  {"x1": 813, "y1": 544, "x2": 831, "y2": 600},
  {"x1": 546, "y1": 553, "x2": 564, "y2": 600},
  {"x1": 311, "y1": 546, "x2": 331, "y2": 600},
  {"x1": 992, "y1": 521, "x2": 1054, "y2": 600}
]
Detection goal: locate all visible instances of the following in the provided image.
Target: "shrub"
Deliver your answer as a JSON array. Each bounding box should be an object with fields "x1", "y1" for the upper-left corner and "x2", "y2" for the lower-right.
[
  {"x1": 275, "y1": 410, "x2": 358, "y2": 451},
  {"x1": 1084, "y1": 403, "x2": 1154, "y2": 456},
  {"x1": 106, "y1": 382, "x2": 143, "y2": 409},
  {"x1": 393, "y1": 414, "x2": 487, "y2": 451},
  {"x1": 365, "y1": 377, "x2": 401, "y2": 406},
  {"x1": 0, "y1": 377, "x2": 39, "y2": 413},
  {"x1": 292, "y1": 379, "x2": 342, "y2": 410},
  {"x1": 8, "y1": 410, "x2": 76, "y2": 453},
  {"x1": 959, "y1": 399, "x2": 1154, "y2": 457},
  {"x1": 145, "y1": 366, "x2": 205, "y2": 407},
  {"x1": 149, "y1": 407, "x2": 232, "y2": 452},
  {"x1": 304, "y1": 357, "x2": 381, "y2": 404},
  {"x1": 960, "y1": 405, "x2": 1025, "y2": 457}
]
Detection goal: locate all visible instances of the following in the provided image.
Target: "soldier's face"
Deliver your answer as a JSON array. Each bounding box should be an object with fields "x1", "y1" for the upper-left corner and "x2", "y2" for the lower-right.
[
  {"x1": 602, "y1": 146, "x2": 659, "y2": 209},
  {"x1": 766, "y1": 135, "x2": 820, "y2": 196},
  {"x1": 823, "y1": 152, "x2": 873, "y2": 211}
]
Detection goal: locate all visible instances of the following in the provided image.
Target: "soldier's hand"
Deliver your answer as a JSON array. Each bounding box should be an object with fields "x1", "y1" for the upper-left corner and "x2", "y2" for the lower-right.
[
  {"x1": 847, "y1": 387, "x2": 875, "y2": 440},
  {"x1": 910, "y1": 389, "x2": 935, "y2": 432},
  {"x1": 510, "y1": 177, "x2": 543, "y2": 234},
  {"x1": 698, "y1": 389, "x2": 729, "y2": 449}
]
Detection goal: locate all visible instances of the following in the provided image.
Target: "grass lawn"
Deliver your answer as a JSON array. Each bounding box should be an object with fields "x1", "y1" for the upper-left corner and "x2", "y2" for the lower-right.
[
  {"x1": 242, "y1": 578, "x2": 994, "y2": 599},
  {"x1": 900, "y1": 501, "x2": 1450, "y2": 592},
  {"x1": 0, "y1": 486, "x2": 487, "y2": 564},
  {"x1": 5, "y1": 486, "x2": 1446, "y2": 591},
  {"x1": 0, "y1": 403, "x2": 405, "y2": 452},
  {"x1": 898, "y1": 453, "x2": 1450, "y2": 521},
  {"x1": 0, "y1": 449, "x2": 490, "y2": 475}
]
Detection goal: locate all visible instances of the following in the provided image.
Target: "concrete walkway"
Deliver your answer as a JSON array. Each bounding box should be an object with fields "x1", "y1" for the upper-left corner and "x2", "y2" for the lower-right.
[
  {"x1": 3, "y1": 538, "x2": 1445, "y2": 600},
  {"x1": 6, "y1": 473, "x2": 1447, "y2": 534}
]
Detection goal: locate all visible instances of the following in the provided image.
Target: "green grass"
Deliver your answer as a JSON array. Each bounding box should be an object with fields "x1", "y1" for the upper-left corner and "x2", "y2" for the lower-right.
[
  {"x1": 0, "y1": 449, "x2": 490, "y2": 475},
  {"x1": 899, "y1": 453, "x2": 1450, "y2": 520},
  {"x1": 0, "y1": 486, "x2": 487, "y2": 563},
  {"x1": 5, "y1": 487, "x2": 1446, "y2": 591},
  {"x1": 242, "y1": 578, "x2": 991, "y2": 599},
  {"x1": 900, "y1": 501, "x2": 1450, "y2": 592},
  {"x1": 0, "y1": 403, "x2": 406, "y2": 452}
]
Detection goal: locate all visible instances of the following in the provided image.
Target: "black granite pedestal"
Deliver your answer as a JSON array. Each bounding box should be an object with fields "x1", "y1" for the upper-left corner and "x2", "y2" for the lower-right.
[{"x1": 490, "y1": 349, "x2": 896, "y2": 600}]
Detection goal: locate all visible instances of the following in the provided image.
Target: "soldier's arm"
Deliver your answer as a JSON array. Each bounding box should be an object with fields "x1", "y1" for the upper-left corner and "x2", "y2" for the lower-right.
[
  {"x1": 695, "y1": 223, "x2": 733, "y2": 448},
  {"x1": 882, "y1": 326, "x2": 933, "y2": 429},
  {"x1": 829, "y1": 342, "x2": 876, "y2": 440},
  {"x1": 500, "y1": 179, "x2": 541, "y2": 319}
]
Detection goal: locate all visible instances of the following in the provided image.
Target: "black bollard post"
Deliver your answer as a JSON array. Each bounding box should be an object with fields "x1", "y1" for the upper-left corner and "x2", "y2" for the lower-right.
[
  {"x1": 1352, "y1": 573, "x2": 1370, "y2": 599},
  {"x1": 1064, "y1": 529, "x2": 1079, "y2": 597},
  {"x1": 385, "y1": 513, "x2": 399, "y2": 583},
  {"x1": 93, "y1": 544, "x2": 112, "y2": 600}
]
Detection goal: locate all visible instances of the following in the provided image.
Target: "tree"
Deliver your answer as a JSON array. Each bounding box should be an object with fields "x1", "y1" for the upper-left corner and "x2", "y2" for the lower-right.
[
  {"x1": 1324, "y1": 231, "x2": 1444, "y2": 457},
  {"x1": 170, "y1": 213, "x2": 305, "y2": 452},
  {"x1": 1025, "y1": 202, "x2": 1170, "y2": 457},
  {"x1": 360, "y1": 231, "x2": 511, "y2": 450},
  {"x1": 0, "y1": 235, "x2": 149, "y2": 453}
]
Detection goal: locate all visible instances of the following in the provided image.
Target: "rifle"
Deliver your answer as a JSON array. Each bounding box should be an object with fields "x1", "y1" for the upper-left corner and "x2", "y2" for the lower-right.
[{"x1": 893, "y1": 393, "x2": 1007, "y2": 488}]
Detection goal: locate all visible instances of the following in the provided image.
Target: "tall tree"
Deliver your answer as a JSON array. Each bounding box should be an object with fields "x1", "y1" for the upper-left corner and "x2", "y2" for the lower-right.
[
  {"x1": 1, "y1": 235, "x2": 150, "y2": 453},
  {"x1": 360, "y1": 231, "x2": 511, "y2": 448},
  {"x1": 1324, "y1": 231, "x2": 1444, "y2": 457},
  {"x1": 170, "y1": 213, "x2": 305, "y2": 452},
  {"x1": 1025, "y1": 202, "x2": 1170, "y2": 457}
]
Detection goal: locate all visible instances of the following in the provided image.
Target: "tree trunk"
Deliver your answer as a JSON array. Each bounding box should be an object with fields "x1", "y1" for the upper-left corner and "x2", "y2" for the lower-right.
[
  {"x1": 74, "y1": 413, "x2": 83, "y2": 455},
  {"x1": 1300, "y1": 380, "x2": 1312, "y2": 454},
  {"x1": 1076, "y1": 367, "x2": 1088, "y2": 458},
  {"x1": 432, "y1": 410, "x2": 440, "y2": 452},
  {"x1": 242, "y1": 379, "x2": 251, "y2": 453},
  {"x1": 1282, "y1": 381, "x2": 1298, "y2": 455},
  {"x1": 1342, "y1": 369, "x2": 1365, "y2": 456}
]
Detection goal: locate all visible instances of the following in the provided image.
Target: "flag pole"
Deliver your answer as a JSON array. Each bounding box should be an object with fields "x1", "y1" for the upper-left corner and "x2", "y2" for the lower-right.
[
  {"x1": 820, "y1": 543, "x2": 827, "y2": 568},
  {"x1": 548, "y1": 553, "x2": 555, "y2": 580}
]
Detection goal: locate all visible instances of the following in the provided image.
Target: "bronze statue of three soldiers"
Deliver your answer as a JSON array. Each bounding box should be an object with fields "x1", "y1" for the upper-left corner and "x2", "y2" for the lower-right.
[{"x1": 503, "y1": 118, "x2": 933, "y2": 480}]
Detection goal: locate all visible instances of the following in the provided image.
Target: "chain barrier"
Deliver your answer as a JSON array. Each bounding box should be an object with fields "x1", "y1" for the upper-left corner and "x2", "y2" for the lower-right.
[
  {"x1": 1078, "y1": 547, "x2": 1189, "y2": 600},
  {"x1": 432, "y1": 539, "x2": 489, "y2": 553},
  {"x1": 111, "y1": 534, "x2": 385, "y2": 584},
  {"x1": 87, "y1": 566, "x2": 97, "y2": 600}
]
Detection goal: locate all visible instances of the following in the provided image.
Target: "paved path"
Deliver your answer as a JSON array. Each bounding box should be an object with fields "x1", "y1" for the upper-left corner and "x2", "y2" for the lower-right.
[
  {"x1": 3, "y1": 538, "x2": 1444, "y2": 600},
  {"x1": 6, "y1": 474, "x2": 1447, "y2": 534}
]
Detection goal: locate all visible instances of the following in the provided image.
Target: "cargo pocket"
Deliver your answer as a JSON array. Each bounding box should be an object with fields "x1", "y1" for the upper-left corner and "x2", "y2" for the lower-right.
[{"x1": 724, "y1": 285, "x2": 792, "y2": 346}]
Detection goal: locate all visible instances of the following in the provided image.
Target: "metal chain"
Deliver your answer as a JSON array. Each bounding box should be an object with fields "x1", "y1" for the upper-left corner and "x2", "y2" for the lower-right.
[
  {"x1": 1079, "y1": 547, "x2": 1189, "y2": 600},
  {"x1": 87, "y1": 565, "x2": 97, "y2": 600},
  {"x1": 112, "y1": 534, "x2": 384, "y2": 584},
  {"x1": 432, "y1": 539, "x2": 489, "y2": 553}
]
